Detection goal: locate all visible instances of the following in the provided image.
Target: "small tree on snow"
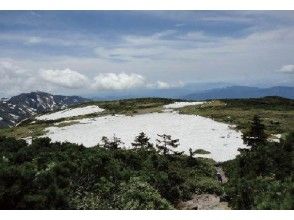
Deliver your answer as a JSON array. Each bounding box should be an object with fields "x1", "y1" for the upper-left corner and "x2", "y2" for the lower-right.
[
  {"x1": 189, "y1": 148, "x2": 197, "y2": 158},
  {"x1": 100, "y1": 135, "x2": 124, "y2": 150},
  {"x1": 156, "y1": 134, "x2": 179, "y2": 155},
  {"x1": 132, "y1": 132, "x2": 154, "y2": 150}
]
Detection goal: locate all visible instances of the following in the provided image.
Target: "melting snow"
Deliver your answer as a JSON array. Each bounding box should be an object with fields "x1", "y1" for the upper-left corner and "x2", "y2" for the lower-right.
[
  {"x1": 9, "y1": 113, "x2": 19, "y2": 119},
  {"x1": 43, "y1": 112, "x2": 248, "y2": 162},
  {"x1": 36, "y1": 105, "x2": 105, "y2": 121}
]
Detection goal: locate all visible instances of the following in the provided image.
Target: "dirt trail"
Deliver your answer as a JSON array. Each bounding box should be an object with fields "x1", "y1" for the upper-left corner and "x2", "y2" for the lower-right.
[
  {"x1": 177, "y1": 165, "x2": 230, "y2": 210},
  {"x1": 177, "y1": 194, "x2": 230, "y2": 210}
]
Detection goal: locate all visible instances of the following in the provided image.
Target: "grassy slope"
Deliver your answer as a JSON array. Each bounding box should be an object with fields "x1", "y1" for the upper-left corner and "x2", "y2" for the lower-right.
[
  {"x1": 80, "y1": 97, "x2": 176, "y2": 115},
  {"x1": 179, "y1": 96, "x2": 294, "y2": 136}
]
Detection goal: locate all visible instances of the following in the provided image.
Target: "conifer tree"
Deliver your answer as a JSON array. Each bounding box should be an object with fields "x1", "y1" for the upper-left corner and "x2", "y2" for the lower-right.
[
  {"x1": 100, "y1": 135, "x2": 123, "y2": 150},
  {"x1": 243, "y1": 115, "x2": 267, "y2": 148},
  {"x1": 132, "y1": 132, "x2": 154, "y2": 150},
  {"x1": 156, "y1": 134, "x2": 179, "y2": 155}
]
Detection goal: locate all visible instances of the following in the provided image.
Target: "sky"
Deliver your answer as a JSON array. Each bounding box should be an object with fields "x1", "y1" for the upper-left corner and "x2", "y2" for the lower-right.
[{"x1": 0, "y1": 11, "x2": 294, "y2": 98}]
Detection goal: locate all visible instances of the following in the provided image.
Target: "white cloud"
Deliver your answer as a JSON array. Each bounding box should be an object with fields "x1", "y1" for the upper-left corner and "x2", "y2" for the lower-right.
[
  {"x1": 0, "y1": 33, "x2": 98, "y2": 48},
  {"x1": 147, "y1": 80, "x2": 184, "y2": 89},
  {"x1": 0, "y1": 59, "x2": 40, "y2": 97},
  {"x1": 279, "y1": 64, "x2": 294, "y2": 73},
  {"x1": 91, "y1": 27, "x2": 294, "y2": 86},
  {"x1": 40, "y1": 68, "x2": 89, "y2": 89},
  {"x1": 1, "y1": 18, "x2": 294, "y2": 97},
  {"x1": 156, "y1": 81, "x2": 171, "y2": 89},
  {"x1": 0, "y1": 60, "x2": 25, "y2": 75},
  {"x1": 91, "y1": 73, "x2": 145, "y2": 90}
]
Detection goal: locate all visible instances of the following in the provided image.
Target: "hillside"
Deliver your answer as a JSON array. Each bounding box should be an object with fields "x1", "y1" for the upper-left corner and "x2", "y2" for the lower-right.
[
  {"x1": 0, "y1": 91, "x2": 89, "y2": 128},
  {"x1": 0, "y1": 96, "x2": 293, "y2": 210},
  {"x1": 0, "y1": 96, "x2": 293, "y2": 209}
]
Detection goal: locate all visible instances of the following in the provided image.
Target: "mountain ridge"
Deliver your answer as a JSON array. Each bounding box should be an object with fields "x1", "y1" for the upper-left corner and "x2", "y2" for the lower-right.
[{"x1": 0, "y1": 91, "x2": 89, "y2": 128}]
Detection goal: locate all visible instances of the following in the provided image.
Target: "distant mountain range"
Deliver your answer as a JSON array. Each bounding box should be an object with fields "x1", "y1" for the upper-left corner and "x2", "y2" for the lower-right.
[
  {"x1": 0, "y1": 91, "x2": 89, "y2": 128},
  {"x1": 91, "y1": 85, "x2": 294, "y2": 101},
  {"x1": 183, "y1": 86, "x2": 294, "y2": 100}
]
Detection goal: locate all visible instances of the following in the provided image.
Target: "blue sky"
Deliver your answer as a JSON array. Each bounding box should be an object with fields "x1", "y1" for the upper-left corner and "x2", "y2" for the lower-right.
[{"x1": 0, "y1": 11, "x2": 294, "y2": 97}]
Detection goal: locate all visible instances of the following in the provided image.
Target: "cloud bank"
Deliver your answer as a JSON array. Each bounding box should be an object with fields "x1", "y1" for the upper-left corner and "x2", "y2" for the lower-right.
[
  {"x1": 91, "y1": 73, "x2": 145, "y2": 90},
  {"x1": 1, "y1": 59, "x2": 183, "y2": 97},
  {"x1": 0, "y1": 60, "x2": 38, "y2": 97},
  {"x1": 40, "y1": 68, "x2": 89, "y2": 89}
]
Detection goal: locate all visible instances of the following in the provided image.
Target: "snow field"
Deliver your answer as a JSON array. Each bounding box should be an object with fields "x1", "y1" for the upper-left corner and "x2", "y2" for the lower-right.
[
  {"x1": 36, "y1": 105, "x2": 104, "y2": 121},
  {"x1": 44, "y1": 112, "x2": 248, "y2": 162}
]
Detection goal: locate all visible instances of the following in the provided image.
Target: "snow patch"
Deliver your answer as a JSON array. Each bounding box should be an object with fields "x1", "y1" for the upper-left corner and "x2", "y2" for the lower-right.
[
  {"x1": 8, "y1": 104, "x2": 16, "y2": 109},
  {"x1": 22, "y1": 137, "x2": 32, "y2": 145},
  {"x1": 268, "y1": 134, "x2": 282, "y2": 143},
  {"x1": 43, "y1": 112, "x2": 248, "y2": 162},
  {"x1": 36, "y1": 105, "x2": 105, "y2": 121},
  {"x1": 164, "y1": 102, "x2": 205, "y2": 109}
]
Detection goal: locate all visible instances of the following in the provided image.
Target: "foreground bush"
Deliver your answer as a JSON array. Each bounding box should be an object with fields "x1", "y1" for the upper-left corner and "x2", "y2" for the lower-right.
[
  {"x1": 222, "y1": 116, "x2": 293, "y2": 210},
  {"x1": 0, "y1": 136, "x2": 219, "y2": 209}
]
